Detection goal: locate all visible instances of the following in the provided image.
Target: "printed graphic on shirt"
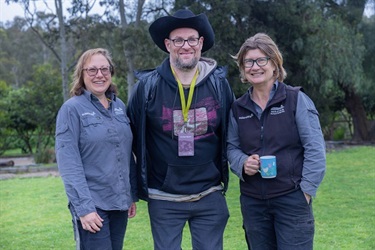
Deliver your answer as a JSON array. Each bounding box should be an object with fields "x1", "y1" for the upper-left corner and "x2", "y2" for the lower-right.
[
  {"x1": 161, "y1": 96, "x2": 219, "y2": 139},
  {"x1": 270, "y1": 105, "x2": 285, "y2": 115},
  {"x1": 173, "y1": 107, "x2": 208, "y2": 136}
]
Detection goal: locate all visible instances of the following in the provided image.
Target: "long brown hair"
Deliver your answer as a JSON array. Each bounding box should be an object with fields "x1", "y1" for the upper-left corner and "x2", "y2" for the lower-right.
[
  {"x1": 232, "y1": 33, "x2": 287, "y2": 83},
  {"x1": 70, "y1": 48, "x2": 117, "y2": 96}
]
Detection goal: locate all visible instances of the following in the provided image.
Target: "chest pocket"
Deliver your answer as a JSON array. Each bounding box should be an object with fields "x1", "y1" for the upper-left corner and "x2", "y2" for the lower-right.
[
  {"x1": 81, "y1": 115, "x2": 104, "y2": 140},
  {"x1": 81, "y1": 116, "x2": 104, "y2": 138},
  {"x1": 114, "y1": 115, "x2": 130, "y2": 124},
  {"x1": 82, "y1": 115, "x2": 103, "y2": 127}
]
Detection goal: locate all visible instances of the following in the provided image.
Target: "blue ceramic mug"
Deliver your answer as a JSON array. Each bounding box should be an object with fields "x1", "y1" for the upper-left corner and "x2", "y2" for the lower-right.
[{"x1": 259, "y1": 155, "x2": 277, "y2": 178}]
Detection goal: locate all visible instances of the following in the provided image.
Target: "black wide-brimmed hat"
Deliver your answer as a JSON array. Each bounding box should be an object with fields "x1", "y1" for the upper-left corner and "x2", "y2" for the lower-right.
[{"x1": 149, "y1": 9, "x2": 215, "y2": 53}]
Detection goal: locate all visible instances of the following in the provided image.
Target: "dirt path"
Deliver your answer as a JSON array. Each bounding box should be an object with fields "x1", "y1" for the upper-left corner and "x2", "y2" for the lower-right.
[
  {"x1": 0, "y1": 171, "x2": 60, "y2": 180},
  {"x1": 0, "y1": 156, "x2": 35, "y2": 166},
  {"x1": 0, "y1": 156, "x2": 59, "y2": 180}
]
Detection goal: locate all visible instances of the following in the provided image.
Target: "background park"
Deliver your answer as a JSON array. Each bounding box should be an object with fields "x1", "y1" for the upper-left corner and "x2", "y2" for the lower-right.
[{"x1": 0, "y1": 0, "x2": 374, "y2": 249}]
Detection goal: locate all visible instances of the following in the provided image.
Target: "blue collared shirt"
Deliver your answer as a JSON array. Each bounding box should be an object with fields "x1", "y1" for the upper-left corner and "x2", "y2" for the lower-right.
[{"x1": 55, "y1": 90, "x2": 135, "y2": 217}]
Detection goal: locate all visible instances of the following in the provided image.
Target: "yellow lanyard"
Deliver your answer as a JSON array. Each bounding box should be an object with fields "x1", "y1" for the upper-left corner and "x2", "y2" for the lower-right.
[{"x1": 172, "y1": 67, "x2": 199, "y2": 123}]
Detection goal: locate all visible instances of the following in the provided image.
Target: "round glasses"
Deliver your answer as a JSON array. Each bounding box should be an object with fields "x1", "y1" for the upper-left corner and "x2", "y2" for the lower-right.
[
  {"x1": 169, "y1": 37, "x2": 200, "y2": 47},
  {"x1": 83, "y1": 66, "x2": 112, "y2": 77},
  {"x1": 243, "y1": 57, "x2": 270, "y2": 68}
]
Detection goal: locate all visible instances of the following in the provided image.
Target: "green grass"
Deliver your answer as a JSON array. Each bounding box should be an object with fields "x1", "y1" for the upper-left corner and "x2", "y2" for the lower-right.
[
  {"x1": 314, "y1": 146, "x2": 375, "y2": 249},
  {"x1": 0, "y1": 146, "x2": 374, "y2": 249},
  {"x1": 1, "y1": 148, "x2": 28, "y2": 157}
]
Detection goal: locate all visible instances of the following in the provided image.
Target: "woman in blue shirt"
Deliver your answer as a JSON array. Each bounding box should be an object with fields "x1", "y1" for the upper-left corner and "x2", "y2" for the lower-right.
[{"x1": 55, "y1": 48, "x2": 137, "y2": 250}]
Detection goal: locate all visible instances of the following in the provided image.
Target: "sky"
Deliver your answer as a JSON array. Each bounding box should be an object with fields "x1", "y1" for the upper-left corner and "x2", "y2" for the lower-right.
[
  {"x1": 0, "y1": 0, "x2": 107, "y2": 24},
  {"x1": 1, "y1": 0, "x2": 374, "y2": 24}
]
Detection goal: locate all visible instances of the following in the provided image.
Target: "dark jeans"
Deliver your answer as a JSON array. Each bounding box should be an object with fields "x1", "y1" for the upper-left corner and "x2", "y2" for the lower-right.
[
  {"x1": 76, "y1": 208, "x2": 128, "y2": 250},
  {"x1": 241, "y1": 189, "x2": 314, "y2": 250},
  {"x1": 148, "y1": 190, "x2": 229, "y2": 250}
]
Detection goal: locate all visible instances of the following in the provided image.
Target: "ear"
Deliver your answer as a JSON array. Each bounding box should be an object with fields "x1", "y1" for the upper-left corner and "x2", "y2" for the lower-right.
[
  {"x1": 199, "y1": 36, "x2": 204, "y2": 47},
  {"x1": 110, "y1": 65, "x2": 115, "y2": 76},
  {"x1": 164, "y1": 38, "x2": 171, "y2": 53}
]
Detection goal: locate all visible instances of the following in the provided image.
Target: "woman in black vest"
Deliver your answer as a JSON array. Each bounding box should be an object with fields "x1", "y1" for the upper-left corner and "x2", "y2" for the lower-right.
[{"x1": 227, "y1": 33, "x2": 326, "y2": 250}]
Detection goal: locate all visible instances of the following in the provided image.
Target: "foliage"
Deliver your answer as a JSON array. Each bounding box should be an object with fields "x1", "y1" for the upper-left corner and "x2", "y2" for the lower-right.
[
  {"x1": 0, "y1": 147, "x2": 374, "y2": 249},
  {"x1": 177, "y1": 0, "x2": 375, "y2": 141},
  {"x1": 1, "y1": 0, "x2": 374, "y2": 152},
  {"x1": 2, "y1": 64, "x2": 63, "y2": 162},
  {"x1": 302, "y1": 17, "x2": 364, "y2": 90},
  {"x1": 0, "y1": 20, "x2": 52, "y2": 88},
  {"x1": 0, "y1": 81, "x2": 15, "y2": 155},
  {"x1": 360, "y1": 15, "x2": 375, "y2": 117}
]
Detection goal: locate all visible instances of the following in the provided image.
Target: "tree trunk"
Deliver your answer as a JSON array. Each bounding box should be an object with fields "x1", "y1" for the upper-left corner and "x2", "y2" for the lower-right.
[
  {"x1": 55, "y1": 0, "x2": 69, "y2": 101},
  {"x1": 119, "y1": 0, "x2": 145, "y2": 102},
  {"x1": 341, "y1": 83, "x2": 370, "y2": 142},
  {"x1": 126, "y1": 52, "x2": 135, "y2": 102}
]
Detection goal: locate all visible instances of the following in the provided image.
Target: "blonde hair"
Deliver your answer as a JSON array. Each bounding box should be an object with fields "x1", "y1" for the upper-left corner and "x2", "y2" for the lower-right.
[
  {"x1": 232, "y1": 33, "x2": 287, "y2": 83},
  {"x1": 70, "y1": 48, "x2": 117, "y2": 96}
]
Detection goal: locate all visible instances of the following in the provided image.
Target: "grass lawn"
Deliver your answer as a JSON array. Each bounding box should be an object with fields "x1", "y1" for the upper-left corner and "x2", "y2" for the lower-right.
[{"x1": 0, "y1": 146, "x2": 374, "y2": 249}]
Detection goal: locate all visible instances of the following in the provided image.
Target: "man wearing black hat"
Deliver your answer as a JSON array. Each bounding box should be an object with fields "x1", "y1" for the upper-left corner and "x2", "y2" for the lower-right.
[{"x1": 127, "y1": 9, "x2": 234, "y2": 250}]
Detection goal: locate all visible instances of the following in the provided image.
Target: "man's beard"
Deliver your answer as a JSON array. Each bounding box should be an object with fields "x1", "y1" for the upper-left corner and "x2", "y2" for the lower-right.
[{"x1": 174, "y1": 57, "x2": 199, "y2": 72}]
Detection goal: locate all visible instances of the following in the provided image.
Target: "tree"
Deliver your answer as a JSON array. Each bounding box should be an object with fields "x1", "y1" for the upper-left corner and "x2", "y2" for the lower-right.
[
  {"x1": 55, "y1": 0, "x2": 69, "y2": 101},
  {"x1": 4, "y1": 64, "x2": 63, "y2": 162},
  {"x1": 116, "y1": 0, "x2": 174, "y2": 100},
  {"x1": 361, "y1": 15, "x2": 375, "y2": 121},
  {"x1": 176, "y1": 0, "x2": 374, "y2": 142},
  {"x1": 2, "y1": 0, "x2": 373, "y2": 143},
  {"x1": 119, "y1": 0, "x2": 145, "y2": 101},
  {"x1": 0, "y1": 81, "x2": 14, "y2": 155},
  {"x1": 0, "y1": 18, "x2": 53, "y2": 89},
  {"x1": 5, "y1": 0, "x2": 67, "y2": 100},
  {"x1": 5, "y1": 0, "x2": 101, "y2": 101},
  {"x1": 301, "y1": 0, "x2": 374, "y2": 142}
]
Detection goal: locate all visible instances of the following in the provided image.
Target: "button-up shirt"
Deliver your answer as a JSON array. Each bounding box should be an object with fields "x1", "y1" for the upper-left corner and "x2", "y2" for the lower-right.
[{"x1": 55, "y1": 90, "x2": 135, "y2": 217}]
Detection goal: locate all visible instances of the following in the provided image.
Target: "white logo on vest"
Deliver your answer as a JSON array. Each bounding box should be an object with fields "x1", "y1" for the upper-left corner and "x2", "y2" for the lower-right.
[{"x1": 270, "y1": 105, "x2": 285, "y2": 115}]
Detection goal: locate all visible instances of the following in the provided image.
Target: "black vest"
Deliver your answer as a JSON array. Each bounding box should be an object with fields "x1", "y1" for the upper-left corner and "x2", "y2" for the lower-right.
[{"x1": 231, "y1": 83, "x2": 304, "y2": 199}]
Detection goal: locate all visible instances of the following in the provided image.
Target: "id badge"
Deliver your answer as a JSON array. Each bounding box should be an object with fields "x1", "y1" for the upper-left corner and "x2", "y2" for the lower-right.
[{"x1": 178, "y1": 132, "x2": 194, "y2": 156}]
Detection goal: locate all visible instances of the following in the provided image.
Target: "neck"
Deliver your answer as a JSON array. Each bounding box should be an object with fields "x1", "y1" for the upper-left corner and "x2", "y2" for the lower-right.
[
  {"x1": 252, "y1": 84, "x2": 273, "y2": 110},
  {"x1": 96, "y1": 95, "x2": 109, "y2": 108},
  {"x1": 172, "y1": 66, "x2": 198, "y2": 87}
]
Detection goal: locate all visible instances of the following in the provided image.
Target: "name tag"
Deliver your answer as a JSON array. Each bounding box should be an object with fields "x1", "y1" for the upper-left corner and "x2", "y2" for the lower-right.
[{"x1": 178, "y1": 132, "x2": 194, "y2": 156}]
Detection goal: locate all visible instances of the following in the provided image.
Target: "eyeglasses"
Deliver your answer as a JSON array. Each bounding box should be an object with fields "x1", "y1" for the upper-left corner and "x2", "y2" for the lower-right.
[
  {"x1": 83, "y1": 66, "x2": 112, "y2": 77},
  {"x1": 243, "y1": 57, "x2": 270, "y2": 68},
  {"x1": 169, "y1": 37, "x2": 200, "y2": 47}
]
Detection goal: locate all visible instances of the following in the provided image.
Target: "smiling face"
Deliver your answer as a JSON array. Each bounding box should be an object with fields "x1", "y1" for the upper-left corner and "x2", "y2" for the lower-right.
[
  {"x1": 83, "y1": 54, "x2": 112, "y2": 98},
  {"x1": 243, "y1": 49, "x2": 276, "y2": 87},
  {"x1": 165, "y1": 27, "x2": 203, "y2": 71}
]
